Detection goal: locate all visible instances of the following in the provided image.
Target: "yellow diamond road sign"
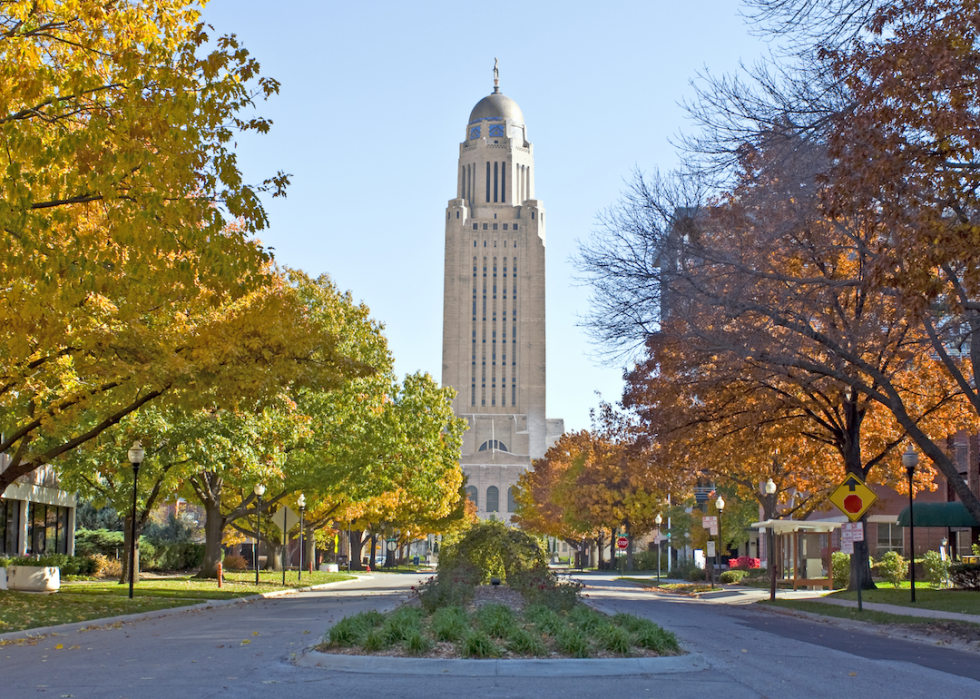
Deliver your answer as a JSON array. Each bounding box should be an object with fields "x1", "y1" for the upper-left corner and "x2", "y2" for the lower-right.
[{"x1": 829, "y1": 474, "x2": 878, "y2": 522}]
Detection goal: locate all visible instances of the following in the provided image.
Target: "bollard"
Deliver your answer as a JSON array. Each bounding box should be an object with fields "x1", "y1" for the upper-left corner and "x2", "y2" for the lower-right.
[{"x1": 216, "y1": 562, "x2": 223, "y2": 588}]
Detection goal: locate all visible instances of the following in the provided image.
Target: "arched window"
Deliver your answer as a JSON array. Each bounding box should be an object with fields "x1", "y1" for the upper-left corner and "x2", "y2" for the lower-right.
[
  {"x1": 478, "y1": 440, "x2": 508, "y2": 452},
  {"x1": 508, "y1": 486, "x2": 517, "y2": 512},
  {"x1": 486, "y1": 486, "x2": 499, "y2": 513},
  {"x1": 465, "y1": 486, "x2": 478, "y2": 508}
]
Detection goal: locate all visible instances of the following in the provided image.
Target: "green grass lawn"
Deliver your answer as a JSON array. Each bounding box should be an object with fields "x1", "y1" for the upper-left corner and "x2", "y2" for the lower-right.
[
  {"x1": 823, "y1": 586, "x2": 980, "y2": 615},
  {"x1": 760, "y1": 598, "x2": 972, "y2": 626},
  {"x1": 0, "y1": 571, "x2": 355, "y2": 635}
]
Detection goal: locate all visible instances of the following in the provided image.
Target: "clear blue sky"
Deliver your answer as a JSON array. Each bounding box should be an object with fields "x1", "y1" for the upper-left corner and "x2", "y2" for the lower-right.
[{"x1": 199, "y1": 0, "x2": 776, "y2": 432}]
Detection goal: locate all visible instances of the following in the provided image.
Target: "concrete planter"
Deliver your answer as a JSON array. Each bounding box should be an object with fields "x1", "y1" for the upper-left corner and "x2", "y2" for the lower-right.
[
  {"x1": 7, "y1": 566, "x2": 60, "y2": 592},
  {"x1": 0, "y1": 566, "x2": 6, "y2": 590},
  {"x1": 319, "y1": 563, "x2": 339, "y2": 573}
]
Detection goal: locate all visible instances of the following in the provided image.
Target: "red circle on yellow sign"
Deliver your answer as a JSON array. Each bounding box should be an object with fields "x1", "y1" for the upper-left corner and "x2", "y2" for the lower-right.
[{"x1": 843, "y1": 494, "x2": 863, "y2": 513}]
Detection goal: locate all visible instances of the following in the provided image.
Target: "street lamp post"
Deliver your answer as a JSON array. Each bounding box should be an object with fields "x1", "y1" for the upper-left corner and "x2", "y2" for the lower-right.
[
  {"x1": 127, "y1": 442, "x2": 144, "y2": 600},
  {"x1": 655, "y1": 513, "x2": 663, "y2": 584},
  {"x1": 297, "y1": 494, "x2": 306, "y2": 582},
  {"x1": 253, "y1": 483, "x2": 266, "y2": 586},
  {"x1": 903, "y1": 445, "x2": 919, "y2": 603},
  {"x1": 715, "y1": 496, "x2": 725, "y2": 586},
  {"x1": 765, "y1": 478, "x2": 777, "y2": 601}
]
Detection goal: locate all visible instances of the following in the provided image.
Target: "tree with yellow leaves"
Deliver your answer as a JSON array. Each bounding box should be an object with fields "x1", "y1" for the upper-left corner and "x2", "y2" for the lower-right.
[{"x1": 1, "y1": 1, "x2": 292, "y2": 494}]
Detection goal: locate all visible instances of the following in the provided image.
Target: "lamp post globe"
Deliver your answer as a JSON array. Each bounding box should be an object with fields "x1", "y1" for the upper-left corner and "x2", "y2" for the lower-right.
[
  {"x1": 902, "y1": 445, "x2": 919, "y2": 602},
  {"x1": 253, "y1": 483, "x2": 266, "y2": 585},
  {"x1": 126, "y1": 442, "x2": 144, "y2": 600}
]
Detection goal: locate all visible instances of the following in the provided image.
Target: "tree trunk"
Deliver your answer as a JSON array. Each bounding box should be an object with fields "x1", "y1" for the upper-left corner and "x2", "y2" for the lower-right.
[
  {"x1": 625, "y1": 520, "x2": 634, "y2": 572},
  {"x1": 849, "y1": 520, "x2": 877, "y2": 591},
  {"x1": 197, "y1": 497, "x2": 225, "y2": 578},
  {"x1": 597, "y1": 530, "x2": 606, "y2": 570},
  {"x1": 119, "y1": 515, "x2": 141, "y2": 585},
  {"x1": 303, "y1": 527, "x2": 316, "y2": 571},
  {"x1": 349, "y1": 529, "x2": 365, "y2": 570},
  {"x1": 369, "y1": 531, "x2": 379, "y2": 568},
  {"x1": 267, "y1": 538, "x2": 282, "y2": 571}
]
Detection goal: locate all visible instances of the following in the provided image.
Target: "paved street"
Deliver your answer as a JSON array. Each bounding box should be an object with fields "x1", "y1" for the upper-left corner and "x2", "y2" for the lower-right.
[{"x1": 2, "y1": 573, "x2": 979, "y2": 698}]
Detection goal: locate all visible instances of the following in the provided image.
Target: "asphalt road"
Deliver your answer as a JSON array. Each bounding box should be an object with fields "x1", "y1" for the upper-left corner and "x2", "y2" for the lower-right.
[{"x1": 1, "y1": 573, "x2": 978, "y2": 699}]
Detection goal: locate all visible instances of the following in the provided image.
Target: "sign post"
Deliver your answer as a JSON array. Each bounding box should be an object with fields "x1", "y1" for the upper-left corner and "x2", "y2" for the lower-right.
[
  {"x1": 831, "y1": 477, "x2": 875, "y2": 612},
  {"x1": 271, "y1": 506, "x2": 300, "y2": 586}
]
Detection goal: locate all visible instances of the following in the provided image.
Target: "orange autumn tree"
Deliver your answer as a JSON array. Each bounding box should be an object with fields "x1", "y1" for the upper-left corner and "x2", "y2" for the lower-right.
[
  {"x1": 581, "y1": 135, "x2": 974, "y2": 587},
  {"x1": 516, "y1": 403, "x2": 671, "y2": 571}
]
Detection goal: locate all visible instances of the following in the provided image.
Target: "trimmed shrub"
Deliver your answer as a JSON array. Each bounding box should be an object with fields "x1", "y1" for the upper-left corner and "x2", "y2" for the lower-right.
[
  {"x1": 416, "y1": 571, "x2": 477, "y2": 613},
  {"x1": 437, "y1": 520, "x2": 546, "y2": 584},
  {"x1": 686, "y1": 567, "x2": 707, "y2": 582},
  {"x1": 949, "y1": 562, "x2": 980, "y2": 590},
  {"x1": 832, "y1": 551, "x2": 850, "y2": 589},
  {"x1": 921, "y1": 550, "x2": 949, "y2": 586},
  {"x1": 222, "y1": 554, "x2": 249, "y2": 571},
  {"x1": 2, "y1": 554, "x2": 97, "y2": 576},
  {"x1": 633, "y1": 550, "x2": 667, "y2": 571},
  {"x1": 91, "y1": 553, "x2": 122, "y2": 578},
  {"x1": 719, "y1": 569, "x2": 746, "y2": 584},
  {"x1": 878, "y1": 551, "x2": 907, "y2": 587}
]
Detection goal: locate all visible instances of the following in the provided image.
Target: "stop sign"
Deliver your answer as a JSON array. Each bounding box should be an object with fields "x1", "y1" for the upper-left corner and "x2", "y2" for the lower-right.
[{"x1": 616, "y1": 536, "x2": 629, "y2": 549}]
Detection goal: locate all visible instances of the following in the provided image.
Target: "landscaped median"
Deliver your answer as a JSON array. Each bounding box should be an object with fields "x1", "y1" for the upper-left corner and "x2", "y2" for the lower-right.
[
  {"x1": 0, "y1": 571, "x2": 355, "y2": 635},
  {"x1": 301, "y1": 522, "x2": 691, "y2": 674}
]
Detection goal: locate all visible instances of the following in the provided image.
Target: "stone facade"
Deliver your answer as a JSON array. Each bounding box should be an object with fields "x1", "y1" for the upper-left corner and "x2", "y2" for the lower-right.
[{"x1": 441, "y1": 74, "x2": 563, "y2": 523}]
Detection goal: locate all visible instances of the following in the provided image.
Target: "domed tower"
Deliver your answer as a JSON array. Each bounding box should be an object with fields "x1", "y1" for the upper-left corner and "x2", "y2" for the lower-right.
[{"x1": 441, "y1": 63, "x2": 564, "y2": 522}]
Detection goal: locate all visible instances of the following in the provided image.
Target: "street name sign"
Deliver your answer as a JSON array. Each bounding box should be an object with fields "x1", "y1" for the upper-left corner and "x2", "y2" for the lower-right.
[{"x1": 829, "y1": 474, "x2": 878, "y2": 522}]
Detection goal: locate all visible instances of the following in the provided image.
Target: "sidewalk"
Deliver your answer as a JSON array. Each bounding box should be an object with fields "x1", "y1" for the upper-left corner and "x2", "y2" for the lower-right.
[
  {"x1": 605, "y1": 574, "x2": 980, "y2": 624},
  {"x1": 811, "y1": 596, "x2": 980, "y2": 624}
]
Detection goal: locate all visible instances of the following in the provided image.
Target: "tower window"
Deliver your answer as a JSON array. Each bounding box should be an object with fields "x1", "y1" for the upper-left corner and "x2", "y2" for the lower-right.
[
  {"x1": 532, "y1": 212, "x2": 535, "y2": 219},
  {"x1": 489, "y1": 124, "x2": 505, "y2": 137},
  {"x1": 483, "y1": 224, "x2": 488, "y2": 231},
  {"x1": 503, "y1": 224, "x2": 508, "y2": 230},
  {"x1": 456, "y1": 211, "x2": 459, "y2": 218},
  {"x1": 501, "y1": 166, "x2": 506, "y2": 203},
  {"x1": 493, "y1": 223, "x2": 498, "y2": 230},
  {"x1": 473, "y1": 223, "x2": 478, "y2": 230},
  {"x1": 486, "y1": 161, "x2": 490, "y2": 202},
  {"x1": 514, "y1": 224, "x2": 518, "y2": 231},
  {"x1": 493, "y1": 161, "x2": 499, "y2": 203}
]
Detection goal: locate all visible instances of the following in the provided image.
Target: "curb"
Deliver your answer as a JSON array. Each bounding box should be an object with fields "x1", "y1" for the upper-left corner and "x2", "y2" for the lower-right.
[
  {"x1": 294, "y1": 649, "x2": 708, "y2": 677},
  {"x1": 0, "y1": 575, "x2": 366, "y2": 643}
]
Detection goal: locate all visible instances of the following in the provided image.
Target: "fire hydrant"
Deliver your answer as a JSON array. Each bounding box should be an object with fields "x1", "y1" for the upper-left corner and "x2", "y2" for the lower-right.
[{"x1": 216, "y1": 562, "x2": 223, "y2": 588}]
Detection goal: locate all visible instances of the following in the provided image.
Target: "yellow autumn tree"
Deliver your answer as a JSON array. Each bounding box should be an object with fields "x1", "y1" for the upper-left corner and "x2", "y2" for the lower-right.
[{"x1": 0, "y1": 2, "x2": 300, "y2": 492}]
